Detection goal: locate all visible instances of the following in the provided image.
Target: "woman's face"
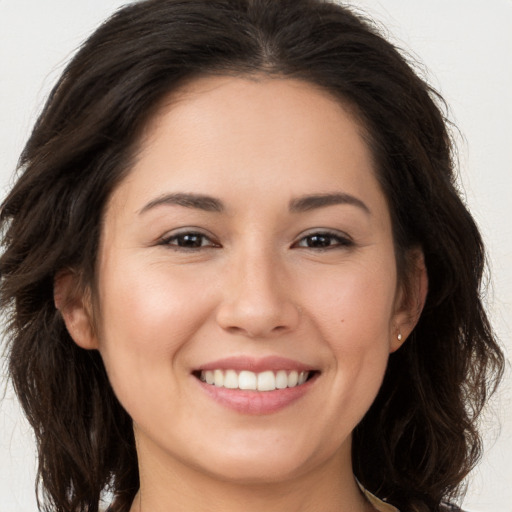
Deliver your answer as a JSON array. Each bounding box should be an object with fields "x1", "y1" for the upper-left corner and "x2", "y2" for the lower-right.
[{"x1": 69, "y1": 76, "x2": 420, "y2": 484}]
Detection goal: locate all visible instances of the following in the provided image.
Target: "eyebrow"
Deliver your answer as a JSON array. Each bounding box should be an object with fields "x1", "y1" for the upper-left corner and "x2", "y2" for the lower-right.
[
  {"x1": 139, "y1": 193, "x2": 224, "y2": 214},
  {"x1": 139, "y1": 191, "x2": 370, "y2": 216},
  {"x1": 289, "y1": 193, "x2": 371, "y2": 215}
]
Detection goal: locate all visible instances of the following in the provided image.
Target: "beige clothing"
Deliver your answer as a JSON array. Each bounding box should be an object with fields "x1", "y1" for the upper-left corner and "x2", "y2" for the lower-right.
[{"x1": 358, "y1": 482, "x2": 400, "y2": 512}]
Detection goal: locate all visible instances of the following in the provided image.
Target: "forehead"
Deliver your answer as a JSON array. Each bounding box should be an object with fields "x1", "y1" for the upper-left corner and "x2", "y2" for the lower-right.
[
  {"x1": 142, "y1": 75, "x2": 369, "y2": 157},
  {"x1": 106, "y1": 75, "x2": 388, "y2": 223}
]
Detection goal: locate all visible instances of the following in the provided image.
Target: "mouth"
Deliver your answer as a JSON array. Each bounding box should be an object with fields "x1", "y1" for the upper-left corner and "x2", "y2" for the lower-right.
[
  {"x1": 193, "y1": 369, "x2": 317, "y2": 391},
  {"x1": 191, "y1": 356, "x2": 320, "y2": 414}
]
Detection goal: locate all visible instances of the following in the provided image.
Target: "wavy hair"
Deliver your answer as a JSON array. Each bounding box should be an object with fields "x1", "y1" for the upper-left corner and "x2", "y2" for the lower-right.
[{"x1": 0, "y1": 1, "x2": 504, "y2": 511}]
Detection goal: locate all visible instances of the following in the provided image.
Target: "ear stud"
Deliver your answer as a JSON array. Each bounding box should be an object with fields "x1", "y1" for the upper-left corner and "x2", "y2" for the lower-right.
[{"x1": 397, "y1": 333, "x2": 403, "y2": 342}]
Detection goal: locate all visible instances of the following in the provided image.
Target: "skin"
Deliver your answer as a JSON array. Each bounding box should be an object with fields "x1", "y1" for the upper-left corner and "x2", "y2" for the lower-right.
[{"x1": 58, "y1": 76, "x2": 426, "y2": 512}]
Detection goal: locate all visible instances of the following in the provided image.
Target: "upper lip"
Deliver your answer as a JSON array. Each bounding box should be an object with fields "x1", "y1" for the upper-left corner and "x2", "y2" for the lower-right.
[{"x1": 195, "y1": 355, "x2": 315, "y2": 373}]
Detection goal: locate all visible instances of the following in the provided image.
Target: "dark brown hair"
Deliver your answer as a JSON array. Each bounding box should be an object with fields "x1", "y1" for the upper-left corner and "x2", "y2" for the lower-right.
[{"x1": 0, "y1": 1, "x2": 504, "y2": 511}]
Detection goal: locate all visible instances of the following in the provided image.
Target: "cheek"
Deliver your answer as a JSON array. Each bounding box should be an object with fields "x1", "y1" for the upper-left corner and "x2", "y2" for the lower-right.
[
  {"x1": 95, "y1": 257, "x2": 215, "y2": 387},
  {"x1": 299, "y1": 258, "x2": 396, "y2": 402},
  {"x1": 301, "y1": 258, "x2": 397, "y2": 343}
]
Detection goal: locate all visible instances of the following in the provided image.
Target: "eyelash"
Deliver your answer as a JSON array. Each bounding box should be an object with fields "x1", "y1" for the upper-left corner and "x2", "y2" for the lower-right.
[{"x1": 159, "y1": 230, "x2": 353, "y2": 251}]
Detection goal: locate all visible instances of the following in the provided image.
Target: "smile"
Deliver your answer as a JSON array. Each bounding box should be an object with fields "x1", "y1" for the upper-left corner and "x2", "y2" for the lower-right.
[
  {"x1": 193, "y1": 356, "x2": 319, "y2": 413},
  {"x1": 199, "y1": 369, "x2": 310, "y2": 391}
]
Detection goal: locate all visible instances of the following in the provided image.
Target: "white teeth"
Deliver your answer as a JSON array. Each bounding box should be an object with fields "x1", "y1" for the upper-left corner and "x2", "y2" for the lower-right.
[
  {"x1": 238, "y1": 370, "x2": 257, "y2": 390},
  {"x1": 199, "y1": 369, "x2": 310, "y2": 391},
  {"x1": 224, "y1": 369, "x2": 238, "y2": 389},
  {"x1": 288, "y1": 370, "x2": 298, "y2": 387},
  {"x1": 257, "y1": 370, "x2": 276, "y2": 391},
  {"x1": 213, "y1": 369, "x2": 224, "y2": 387},
  {"x1": 275, "y1": 370, "x2": 288, "y2": 389}
]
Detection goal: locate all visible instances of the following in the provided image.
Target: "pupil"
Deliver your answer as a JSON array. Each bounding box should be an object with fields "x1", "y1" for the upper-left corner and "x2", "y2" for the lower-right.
[
  {"x1": 308, "y1": 235, "x2": 330, "y2": 247},
  {"x1": 180, "y1": 234, "x2": 202, "y2": 247}
]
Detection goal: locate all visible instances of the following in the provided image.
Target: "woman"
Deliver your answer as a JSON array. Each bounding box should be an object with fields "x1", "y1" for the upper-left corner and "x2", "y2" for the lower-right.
[{"x1": 0, "y1": 0, "x2": 504, "y2": 511}]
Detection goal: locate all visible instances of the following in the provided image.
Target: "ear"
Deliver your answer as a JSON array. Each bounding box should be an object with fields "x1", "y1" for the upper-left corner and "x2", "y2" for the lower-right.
[
  {"x1": 54, "y1": 270, "x2": 98, "y2": 350},
  {"x1": 390, "y1": 249, "x2": 428, "y2": 352}
]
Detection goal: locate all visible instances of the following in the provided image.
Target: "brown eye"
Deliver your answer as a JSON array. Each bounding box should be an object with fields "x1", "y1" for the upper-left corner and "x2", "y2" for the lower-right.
[
  {"x1": 161, "y1": 231, "x2": 218, "y2": 250},
  {"x1": 304, "y1": 234, "x2": 333, "y2": 248},
  {"x1": 176, "y1": 234, "x2": 205, "y2": 247},
  {"x1": 295, "y1": 231, "x2": 353, "y2": 250}
]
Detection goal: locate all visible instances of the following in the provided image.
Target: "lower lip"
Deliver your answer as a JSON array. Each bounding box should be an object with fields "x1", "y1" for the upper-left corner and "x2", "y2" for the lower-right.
[{"x1": 195, "y1": 375, "x2": 318, "y2": 415}]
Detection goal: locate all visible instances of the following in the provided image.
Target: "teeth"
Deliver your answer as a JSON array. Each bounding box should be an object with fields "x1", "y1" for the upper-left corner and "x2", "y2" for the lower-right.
[
  {"x1": 275, "y1": 370, "x2": 288, "y2": 389},
  {"x1": 224, "y1": 369, "x2": 238, "y2": 389},
  {"x1": 199, "y1": 369, "x2": 310, "y2": 391},
  {"x1": 238, "y1": 370, "x2": 257, "y2": 390},
  {"x1": 257, "y1": 370, "x2": 275, "y2": 391},
  {"x1": 213, "y1": 369, "x2": 224, "y2": 387},
  {"x1": 288, "y1": 370, "x2": 298, "y2": 387}
]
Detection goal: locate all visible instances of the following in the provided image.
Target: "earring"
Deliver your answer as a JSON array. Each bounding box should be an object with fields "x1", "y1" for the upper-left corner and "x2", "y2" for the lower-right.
[{"x1": 397, "y1": 333, "x2": 403, "y2": 342}]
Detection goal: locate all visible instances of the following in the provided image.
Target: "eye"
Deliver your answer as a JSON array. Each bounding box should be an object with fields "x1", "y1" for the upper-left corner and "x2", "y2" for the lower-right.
[
  {"x1": 294, "y1": 231, "x2": 353, "y2": 250},
  {"x1": 159, "y1": 231, "x2": 219, "y2": 250}
]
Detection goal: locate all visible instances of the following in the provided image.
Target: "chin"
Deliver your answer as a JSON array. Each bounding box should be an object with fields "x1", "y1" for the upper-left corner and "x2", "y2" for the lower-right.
[
  {"x1": 182, "y1": 434, "x2": 340, "y2": 486},
  {"x1": 198, "y1": 455, "x2": 312, "y2": 485}
]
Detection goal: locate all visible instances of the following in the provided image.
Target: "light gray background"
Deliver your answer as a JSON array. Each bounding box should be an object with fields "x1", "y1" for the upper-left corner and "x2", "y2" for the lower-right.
[{"x1": 1, "y1": 1, "x2": 510, "y2": 511}]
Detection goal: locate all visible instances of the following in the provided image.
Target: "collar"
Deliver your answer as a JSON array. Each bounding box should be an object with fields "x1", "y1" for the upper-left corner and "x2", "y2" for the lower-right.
[{"x1": 357, "y1": 481, "x2": 400, "y2": 512}]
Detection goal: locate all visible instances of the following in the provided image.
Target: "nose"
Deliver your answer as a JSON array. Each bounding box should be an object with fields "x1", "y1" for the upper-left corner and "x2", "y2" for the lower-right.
[{"x1": 215, "y1": 249, "x2": 301, "y2": 339}]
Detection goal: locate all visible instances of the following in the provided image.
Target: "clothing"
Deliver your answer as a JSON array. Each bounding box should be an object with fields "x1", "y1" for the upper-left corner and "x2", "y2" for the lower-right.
[
  {"x1": 359, "y1": 484, "x2": 400, "y2": 512},
  {"x1": 358, "y1": 484, "x2": 465, "y2": 512}
]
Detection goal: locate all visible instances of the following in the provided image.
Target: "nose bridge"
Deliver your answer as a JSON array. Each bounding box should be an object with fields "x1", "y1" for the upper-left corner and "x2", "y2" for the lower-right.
[{"x1": 216, "y1": 239, "x2": 299, "y2": 338}]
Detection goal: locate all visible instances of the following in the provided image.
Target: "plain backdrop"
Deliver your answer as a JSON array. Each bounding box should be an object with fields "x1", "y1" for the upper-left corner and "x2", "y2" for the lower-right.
[{"x1": 1, "y1": 1, "x2": 511, "y2": 511}]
